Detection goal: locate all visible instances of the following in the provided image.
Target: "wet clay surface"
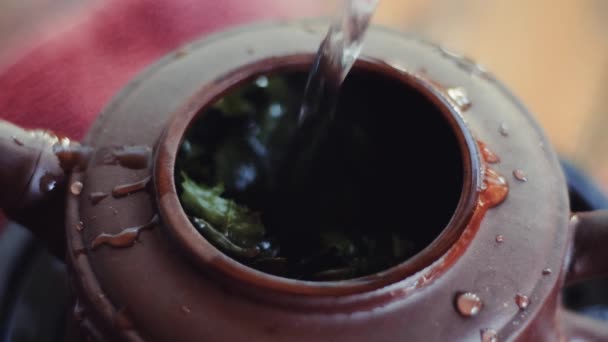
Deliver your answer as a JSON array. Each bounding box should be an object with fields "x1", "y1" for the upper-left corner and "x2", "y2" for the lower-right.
[{"x1": 63, "y1": 22, "x2": 570, "y2": 342}]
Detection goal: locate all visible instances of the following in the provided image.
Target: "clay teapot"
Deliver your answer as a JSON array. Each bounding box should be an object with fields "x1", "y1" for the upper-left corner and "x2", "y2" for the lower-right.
[{"x1": 1, "y1": 20, "x2": 608, "y2": 341}]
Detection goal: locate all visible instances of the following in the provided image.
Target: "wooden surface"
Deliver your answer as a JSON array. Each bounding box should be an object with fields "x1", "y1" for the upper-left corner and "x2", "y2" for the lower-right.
[{"x1": 1, "y1": 0, "x2": 606, "y2": 189}]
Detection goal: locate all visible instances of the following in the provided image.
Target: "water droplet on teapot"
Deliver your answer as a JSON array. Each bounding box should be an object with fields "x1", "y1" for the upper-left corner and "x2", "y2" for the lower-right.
[
  {"x1": 89, "y1": 192, "x2": 109, "y2": 205},
  {"x1": 480, "y1": 168, "x2": 509, "y2": 208},
  {"x1": 480, "y1": 328, "x2": 498, "y2": 342},
  {"x1": 446, "y1": 87, "x2": 472, "y2": 111},
  {"x1": 39, "y1": 173, "x2": 58, "y2": 193},
  {"x1": 181, "y1": 305, "x2": 191, "y2": 314},
  {"x1": 75, "y1": 221, "x2": 84, "y2": 232},
  {"x1": 54, "y1": 145, "x2": 93, "y2": 172},
  {"x1": 513, "y1": 169, "x2": 527, "y2": 182},
  {"x1": 455, "y1": 292, "x2": 483, "y2": 317},
  {"x1": 478, "y1": 141, "x2": 500, "y2": 164},
  {"x1": 514, "y1": 294, "x2": 530, "y2": 310},
  {"x1": 498, "y1": 123, "x2": 509, "y2": 137},
  {"x1": 12, "y1": 136, "x2": 24, "y2": 146},
  {"x1": 542, "y1": 268, "x2": 552, "y2": 275},
  {"x1": 495, "y1": 235, "x2": 504, "y2": 243},
  {"x1": 91, "y1": 215, "x2": 158, "y2": 250},
  {"x1": 70, "y1": 181, "x2": 83, "y2": 195}
]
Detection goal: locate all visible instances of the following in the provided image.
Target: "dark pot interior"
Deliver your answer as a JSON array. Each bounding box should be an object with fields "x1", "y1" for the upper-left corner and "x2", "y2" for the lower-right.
[{"x1": 175, "y1": 66, "x2": 465, "y2": 280}]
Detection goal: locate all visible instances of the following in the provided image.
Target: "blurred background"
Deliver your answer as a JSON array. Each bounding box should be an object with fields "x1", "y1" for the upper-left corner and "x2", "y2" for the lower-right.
[{"x1": 0, "y1": 0, "x2": 607, "y2": 187}]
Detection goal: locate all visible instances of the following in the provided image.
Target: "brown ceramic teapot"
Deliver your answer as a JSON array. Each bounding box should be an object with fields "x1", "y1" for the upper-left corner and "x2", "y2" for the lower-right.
[{"x1": 1, "y1": 20, "x2": 608, "y2": 341}]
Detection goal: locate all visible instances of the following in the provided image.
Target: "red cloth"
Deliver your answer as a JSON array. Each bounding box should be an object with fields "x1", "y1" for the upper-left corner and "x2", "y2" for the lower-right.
[
  {"x1": 0, "y1": 0, "x2": 318, "y2": 139},
  {"x1": 0, "y1": 0, "x2": 319, "y2": 229}
]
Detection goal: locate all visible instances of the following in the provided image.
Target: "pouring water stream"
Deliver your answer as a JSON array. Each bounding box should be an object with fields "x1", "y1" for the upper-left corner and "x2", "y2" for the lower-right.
[
  {"x1": 299, "y1": 0, "x2": 380, "y2": 124},
  {"x1": 276, "y1": 0, "x2": 379, "y2": 190}
]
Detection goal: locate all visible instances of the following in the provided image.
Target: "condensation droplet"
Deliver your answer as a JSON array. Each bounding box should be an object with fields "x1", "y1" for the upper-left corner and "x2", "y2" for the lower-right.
[
  {"x1": 40, "y1": 173, "x2": 57, "y2": 193},
  {"x1": 181, "y1": 305, "x2": 191, "y2": 314},
  {"x1": 542, "y1": 268, "x2": 552, "y2": 275},
  {"x1": 499, "y1": 123, "x2": 509, "y2": 137},
  {"x1": 70, "y1": 181, "x2": 83, "y2": 195},
  {"x1": 513, "y1": 169, "x2": 527, "y2": 182},
  {"x1": 480, "y1": 168, "x2": 509, "y2": 208},
  {"x1": 495, "y1": 235, "x2": 504, "y2": 243},
  {"x1": 480, "y1": 328, "x2": 498, "y2": 342},
  {"x1": 514, "y1": 294, "x2": 530, "y2": 310},
  {"x1": 455, "y1": 292, "x2": 483, "y2": 317},
  {"x1": 447, "y1": 87, "x2": 472, "y2": 111},
  {"x1": 75, "y1": 221, "x2": 84, "y2": 232}
]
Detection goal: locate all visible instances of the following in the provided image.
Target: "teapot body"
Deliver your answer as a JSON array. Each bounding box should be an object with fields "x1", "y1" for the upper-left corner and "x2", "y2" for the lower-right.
[{"x1": 2, "y1": 20, "x2": 607, "y2": 341}]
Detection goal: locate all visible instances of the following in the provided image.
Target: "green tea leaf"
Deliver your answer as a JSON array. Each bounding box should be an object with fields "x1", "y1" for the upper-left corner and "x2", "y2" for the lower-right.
[{"x1": 180, "y1": 173, "x2": 265, "y2": 247}]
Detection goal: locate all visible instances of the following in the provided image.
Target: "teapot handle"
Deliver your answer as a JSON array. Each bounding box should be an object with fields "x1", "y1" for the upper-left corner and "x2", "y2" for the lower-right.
[
  {"x1": 566, "y1": 210, "x2": 608, "y2": 285},
  {"x1": 559, "y1": 210, "x2": 608, "y2": 341},
  {"x1": 0, "y1": 119, "x2": 70, "y2": 257}
]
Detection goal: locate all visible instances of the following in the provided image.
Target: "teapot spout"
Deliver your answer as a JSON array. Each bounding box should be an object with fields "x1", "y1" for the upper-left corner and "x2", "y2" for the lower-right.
[{"x1": 0, "y1": 119, "x2": 87, "y2": 258}]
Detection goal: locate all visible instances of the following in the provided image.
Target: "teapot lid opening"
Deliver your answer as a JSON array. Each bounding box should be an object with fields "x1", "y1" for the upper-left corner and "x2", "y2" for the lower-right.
[{"x1": 155, "y1": 55, "x2": 480, "y2": 296}]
